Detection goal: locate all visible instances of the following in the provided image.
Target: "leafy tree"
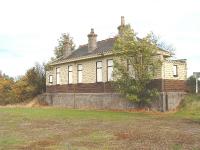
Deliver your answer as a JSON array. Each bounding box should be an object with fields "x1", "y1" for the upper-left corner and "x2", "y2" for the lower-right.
[
  {"x1": 25, "y1": 63, "x2": 46, "y2": 95},
  {"x1": 0, "y1": 63, "x2": 46, "y2": 105},
  {"x1": 12, "y1": 76, "x2": 31, "y2": 102},
  {"x1": 0, "y1": 73, "x2": 16, "y2": 105},
  {"x1": 113, "y1": 25, "x2": 161, "y2": 107},
  {"x1": 9, "y1": 63, "x2": 46, "y2": 103},
  {"x1": 54, "y1": 33, "x2": 75, "y2": 58}
]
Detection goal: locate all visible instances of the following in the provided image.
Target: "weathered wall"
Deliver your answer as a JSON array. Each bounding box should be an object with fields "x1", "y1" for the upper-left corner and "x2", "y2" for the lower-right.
[
  {"x1": 46, "y1": 80, "x2": 187, "y2": 93},
  {"x1": 162, "y1": 60, "x2": 187, "y2": 80},
  {"x1": 160, "y1": 92, "x2": 186, "y2": 111},
  {"x1": 46, "y1": 57, "x2": 187, "y2": 86},
  {"x1": 46, "y1": 55, "x2": 114, "y2": 86},
  {"x1": 42, "y1": 92, "x2": 185, "y2": 111},
  {"x1": 43, "y1": 93, "x2": 135, "y2": 110}
]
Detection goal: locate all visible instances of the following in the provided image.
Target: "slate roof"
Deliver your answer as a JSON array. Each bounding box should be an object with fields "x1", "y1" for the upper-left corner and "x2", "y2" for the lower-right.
[
  {"x1": 50, "y1": 36, "x2": 171, "y2": 65},
  {"x1": 68, "y1": 37, "x2": 116, "y2": 59},
  {"x1": 50, "y1": 37, "x2": 116, "y2": 65}
]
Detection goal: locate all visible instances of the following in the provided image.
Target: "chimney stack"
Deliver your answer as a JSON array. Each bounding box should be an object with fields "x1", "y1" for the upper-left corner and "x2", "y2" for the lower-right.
[
  {"x1": 63, "y1": 34, "x2": 72, "y2": 57},
  {"x1": 121, "y1": 16, "x2": 125, "y2": 26},
  {"x1": 87, "y1": 28, "x2": 97, "y2": 52},
  {"x1": 118, "y1": 16, "x2": 126, "y2": 35}
]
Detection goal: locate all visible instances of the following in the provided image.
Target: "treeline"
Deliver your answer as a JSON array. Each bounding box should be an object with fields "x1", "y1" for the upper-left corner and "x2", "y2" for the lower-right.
[{"x1": 0, "y1": 63, "x2": 46, "y2": 105}]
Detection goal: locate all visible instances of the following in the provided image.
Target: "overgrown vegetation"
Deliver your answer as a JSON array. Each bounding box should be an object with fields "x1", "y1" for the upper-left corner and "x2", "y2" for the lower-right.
[
  {"x1": 176, "y1": 94, "x2": 200, "y2": 121},
  {"x1": 113, "y1": 25, "x2": 162, "y2": 107},
  {"x1": 0, "y1": 63, "x2": 46, "y2": 105}
]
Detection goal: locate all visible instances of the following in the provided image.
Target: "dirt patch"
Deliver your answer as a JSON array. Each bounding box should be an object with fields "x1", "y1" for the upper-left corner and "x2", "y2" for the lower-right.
[
  {"x1": 19, "y1": 137, "x2": 60, "y2": 150},
  {"x1": 25, "y1": 97, "x2": 48, "y2": 107},
  {"x1": 115, "y1": 132, "x2": 130, "y2": 140}
]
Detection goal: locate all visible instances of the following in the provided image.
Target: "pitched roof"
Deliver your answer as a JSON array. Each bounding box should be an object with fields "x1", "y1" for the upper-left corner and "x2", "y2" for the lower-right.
[
  {"x1": 50, "y1": 37, "x2": 116, "y2": 65},
  {"x1": 68, "y1": 37, "x2": 116, "y2": 59},
  {"x1": 50, "y1": 36, "x2": 171, "y2": 66}
]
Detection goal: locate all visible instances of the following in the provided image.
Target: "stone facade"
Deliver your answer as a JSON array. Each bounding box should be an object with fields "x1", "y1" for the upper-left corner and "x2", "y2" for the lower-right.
[
  {"x1": 45, "y1": 16, "x2": 187, "y2": 111},
  {"x1": 46, "y1": 55, "x2": 115, "y2": 85},
  {"x1": 46, "y1": 56, "x2": 187, "y2": 86},
  {"x1": 162, "y1": 59, "x2": 187, "y2": 80}
]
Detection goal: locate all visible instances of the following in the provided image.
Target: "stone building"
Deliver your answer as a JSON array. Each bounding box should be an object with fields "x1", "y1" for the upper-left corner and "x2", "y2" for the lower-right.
[{"x1": 45, "y1": 17, "x2": 187, "y2": 111}]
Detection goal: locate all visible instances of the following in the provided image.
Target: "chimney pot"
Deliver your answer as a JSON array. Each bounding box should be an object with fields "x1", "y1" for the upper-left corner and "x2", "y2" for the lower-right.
[
  {"x1": 121, "y1": 16, "x2": 125, "y2": 26},
  {"x1": 118, "y1": 16, "x2": 126, "y2": 35},
  {"x1": 87, "y1": 28, "x2": 97, "y2": 52},
  {"x1": 63, "y1": 34, "x2": 72, "y2": 57}
]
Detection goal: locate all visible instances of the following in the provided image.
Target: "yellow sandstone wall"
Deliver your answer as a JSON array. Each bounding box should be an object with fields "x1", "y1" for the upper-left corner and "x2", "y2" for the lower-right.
[
  {"x1": 162, "y1": 60, "x2": 187, "y2": 80},
  {"x1": 46, "y1": 55, "x2": 114, "y2": 85},
  {"x1": 46, "y1": 56, "x2": 187, "y2": 86}
]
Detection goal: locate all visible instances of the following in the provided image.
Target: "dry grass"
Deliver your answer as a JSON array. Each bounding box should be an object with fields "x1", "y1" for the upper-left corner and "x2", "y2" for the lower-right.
[{"x1": 0, "y1": 107, "x2": 200, "y2": 150}]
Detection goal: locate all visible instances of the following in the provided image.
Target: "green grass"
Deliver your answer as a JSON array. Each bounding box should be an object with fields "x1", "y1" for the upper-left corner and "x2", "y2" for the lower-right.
[
  {"x1": 0, "y1": 107, "x2": 151, "y2": 121},
  {"x1": 0, "y1": 97, "x2": 200, "y2": 149},
  {"x1": 0, "y1": 136, "x2": 24, "y2": 149},
  {"x1": 0, "y1": 108, "x2": 153, "y2": 149},
  {"x1": 175, "y1": 94, "x2": 200, "y2": 122}
]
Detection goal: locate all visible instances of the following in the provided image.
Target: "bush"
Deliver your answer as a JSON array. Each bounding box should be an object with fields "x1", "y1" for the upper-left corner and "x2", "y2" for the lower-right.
[{"x1": 179, "y1": 94, "x2": 200, "y2": 111}]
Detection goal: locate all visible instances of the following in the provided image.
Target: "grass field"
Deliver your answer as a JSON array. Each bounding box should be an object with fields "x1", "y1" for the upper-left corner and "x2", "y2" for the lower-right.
[{"x1": 0, "y1": 106, "x2": 200, "y2": 150}]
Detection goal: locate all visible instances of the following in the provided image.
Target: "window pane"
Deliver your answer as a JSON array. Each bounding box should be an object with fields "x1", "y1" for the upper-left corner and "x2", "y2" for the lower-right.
[
  {"x1": 97, "y1": 61, "x2": 102, "y2": 68},
  {"x1": 108, "y1": 60, "x2": 113, "y2": 67},
  {"x1": 78, "y1": 71, "x2": 82, "y2": 83},
  {"x1": 49, "y1": 75, "x2": 53, "y2": 83},
  {"x1": 108, "y1": 67, "x2": 113, "y2": 81},
  {"x1": 97, "y1": 68, "x2": 102, "y2": 82},
  {"x1": 78, "y1": 64, "x2": 82, "y2": 70},
  {"x1": 68, "y1": 72, "x2": 73, "y2": 84},
  {"x1": 56, "y1": 74, "x2": 60, "y2": 84},
  {"x1": 173, "y1": 65, "x2": 178, "y2": 76},
  {"x1": 77, "y1": 64, "x2": 82, "y2": 83},
  {"x1": 68, "y1": 65, "x2": 72, "y2": 71},
  {"x1": 56, "y1": 68, "x2": 60, "y2": 73}
]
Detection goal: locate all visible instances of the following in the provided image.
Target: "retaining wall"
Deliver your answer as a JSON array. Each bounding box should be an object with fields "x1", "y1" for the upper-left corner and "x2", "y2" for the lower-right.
[{"x1": 41, "y1": 92, "x2": 186, "y2": 111}]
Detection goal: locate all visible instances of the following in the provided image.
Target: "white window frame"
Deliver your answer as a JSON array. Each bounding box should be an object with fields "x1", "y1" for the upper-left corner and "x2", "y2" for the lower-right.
[
  {"x1": 56, "y1": 68, "x2": 60, "y2": 85},
  {"x1": 96, "y1": 61, "x2": 103, "y2": 82},
  {"x1": 77, "y1": 64, "x2": 83, "y2": 83},
  {"x1": 107, "y1": 59, "x2": 113, "y2": 81},
  {"x1": 68, "y1": 65, "x2": 73, "y2": 84},
  {"x1": 49, "y1": 75, "x2": 53, "y2": 83}
]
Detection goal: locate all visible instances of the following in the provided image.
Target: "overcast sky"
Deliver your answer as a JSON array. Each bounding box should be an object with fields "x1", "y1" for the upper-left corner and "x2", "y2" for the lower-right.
[{"x1": 0, "y1": 0, "x2": 199, "y2": 77}]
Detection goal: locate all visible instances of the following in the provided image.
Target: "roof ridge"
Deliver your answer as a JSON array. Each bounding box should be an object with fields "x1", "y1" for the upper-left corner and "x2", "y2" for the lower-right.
[{"x1": 78, "y1": 37, "x2": 116, "y2": 49}]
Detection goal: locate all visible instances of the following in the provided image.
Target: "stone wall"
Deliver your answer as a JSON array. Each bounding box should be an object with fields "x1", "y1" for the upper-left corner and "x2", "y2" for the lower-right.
[
  {"x1": 162, "y1": 60, "x2": 187, "y2": 80},
  {"x1": 160, "y1": 92, "x2": 186, "y2": 111},
  {"x1": 46, "y1": 55, "x2": 114, "y2": 86},
  {"x1": 43, "y1": 93, "x2": 134, "y2": 110},
  {"x1": 42, "y1": 92, "x2": 185, "y2": 111}
]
